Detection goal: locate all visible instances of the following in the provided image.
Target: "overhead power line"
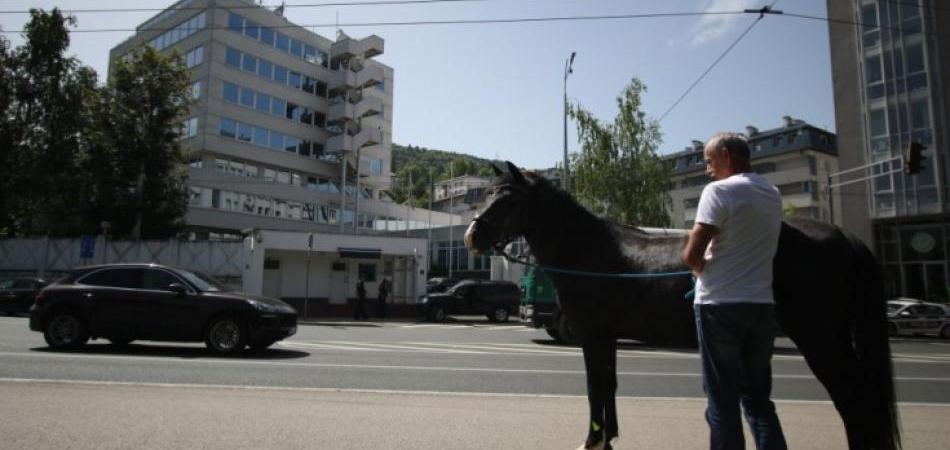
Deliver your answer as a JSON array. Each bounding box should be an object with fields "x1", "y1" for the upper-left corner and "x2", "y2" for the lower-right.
[
  {"x1": 0, "y1": 10, "x2": 745, "y2": 34},
  {"x1": 658, "y1": 4, "x2": 782, "y2": 123}
]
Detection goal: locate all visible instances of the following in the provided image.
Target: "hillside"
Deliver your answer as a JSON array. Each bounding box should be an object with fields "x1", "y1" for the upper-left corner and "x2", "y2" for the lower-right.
[{"x1": 389, "y1": 144, "x2": 500, "y2": 207}]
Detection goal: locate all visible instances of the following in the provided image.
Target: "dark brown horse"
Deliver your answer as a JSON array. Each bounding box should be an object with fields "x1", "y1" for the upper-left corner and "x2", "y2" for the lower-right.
[{"x1": 464, "y1": 162, "x2": 899, "y2": 450}]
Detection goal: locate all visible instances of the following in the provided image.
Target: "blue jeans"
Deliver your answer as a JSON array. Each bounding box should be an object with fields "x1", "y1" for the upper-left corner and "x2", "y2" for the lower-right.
[{"x1": 695, "y1": 303, "x2": 787, "y2": 450}]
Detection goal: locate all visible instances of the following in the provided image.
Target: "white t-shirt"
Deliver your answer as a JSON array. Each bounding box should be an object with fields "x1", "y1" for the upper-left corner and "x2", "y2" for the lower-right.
[{"x1": 693, "y1": 173, "x2": 782, "y2": 305}]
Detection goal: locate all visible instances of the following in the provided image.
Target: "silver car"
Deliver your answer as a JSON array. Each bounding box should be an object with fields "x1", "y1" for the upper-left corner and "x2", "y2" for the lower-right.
[{"x1": 887, "y1": 299, "x2": 950, "y2": 338}]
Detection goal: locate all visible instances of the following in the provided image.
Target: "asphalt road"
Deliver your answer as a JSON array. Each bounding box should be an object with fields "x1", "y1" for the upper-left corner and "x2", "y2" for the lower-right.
[{"x1": 1, "y1": 315, "x2": 950, "y2": 449}]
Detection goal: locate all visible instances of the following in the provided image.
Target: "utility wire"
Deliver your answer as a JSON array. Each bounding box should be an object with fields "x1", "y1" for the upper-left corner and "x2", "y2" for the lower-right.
[
  {"x1": 0, "y1": 10, "x2": 744, "y2": 34},
  {"x1": 658, "y1": 3, "x2": 781, "y2": 123},
  {"x1": 0, "y1": 0, "x2": 498, "y2": 15}
]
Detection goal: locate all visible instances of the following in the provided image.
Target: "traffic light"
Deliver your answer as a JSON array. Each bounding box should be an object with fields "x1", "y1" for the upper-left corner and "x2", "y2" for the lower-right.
[{"x1": 905, "y1": 141, "x2": 926, "y2": 175}]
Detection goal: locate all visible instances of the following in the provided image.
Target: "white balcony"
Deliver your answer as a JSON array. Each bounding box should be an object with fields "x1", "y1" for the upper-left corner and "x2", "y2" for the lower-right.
[
  {"x1": 326, "y1": 127, "x2": 382, "y2": 154},
  {"x1": 327, "y1": 95, "x2": 384, "y2": 125},
  {"x1": 329, "y1": 64, "x2": 384, "y2": 94},
  {"x1": 331, "y1": 35, "x2": 384, "y2": 62}
]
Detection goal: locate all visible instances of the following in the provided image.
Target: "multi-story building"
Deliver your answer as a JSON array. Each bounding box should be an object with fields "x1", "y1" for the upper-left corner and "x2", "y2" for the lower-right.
[
  {"x1": 828, "y1": 0, "x2": 948, "y2": 301},
  {"x1": 664, "y1": 117, "x2": 839, "y2": 229},
  {"x1": 109, "y1": 0, "x2": 453, "y2": 240},
  {"x1": 432, "y1": 175, "x2": 492, "y2": 218}
]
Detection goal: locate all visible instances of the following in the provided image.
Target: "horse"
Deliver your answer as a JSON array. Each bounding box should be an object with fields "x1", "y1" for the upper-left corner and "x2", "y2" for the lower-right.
[{"x1": 463, "y1": 162, "x2": 900, "y2": 450}]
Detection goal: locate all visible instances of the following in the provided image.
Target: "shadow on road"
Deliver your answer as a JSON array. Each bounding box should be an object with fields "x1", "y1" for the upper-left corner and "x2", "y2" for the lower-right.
[{"x1": 30, "y1": 343, "x2": 310, "y2": 360}]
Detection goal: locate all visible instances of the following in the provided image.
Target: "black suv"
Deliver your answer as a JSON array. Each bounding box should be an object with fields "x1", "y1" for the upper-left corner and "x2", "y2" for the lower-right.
[
  {"x1": 1, "y1": 276, "x2": 48, "y2": 315},
  {"x1": 29, "y1": 263, "x2": 297, "y2": 354},
  {"x1": 419, "y1": 279, "x2": 521, "y2": 322}
]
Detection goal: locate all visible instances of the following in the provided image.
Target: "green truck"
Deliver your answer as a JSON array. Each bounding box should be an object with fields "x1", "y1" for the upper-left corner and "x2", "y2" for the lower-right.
[{"x1": 519, "y1": 267, "x2": 579, "y2": 344}]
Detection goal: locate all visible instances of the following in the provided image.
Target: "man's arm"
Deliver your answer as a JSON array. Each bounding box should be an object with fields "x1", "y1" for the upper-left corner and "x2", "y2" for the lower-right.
[{"x1": 682, "y1": 223, "x2": 719, "y2": 275}]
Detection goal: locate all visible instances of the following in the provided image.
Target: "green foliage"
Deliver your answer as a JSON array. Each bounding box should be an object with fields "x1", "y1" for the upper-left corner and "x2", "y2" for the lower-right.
[
  {"x1": 97, "y1": 45, "x2": 193, "y2": 239},
  {"x1": 1, "y1": 9, "x2": 96, "y2": 236},
  {"x1": 0, "y1": 10, "x2": 192, "y2": 238},
  {"x1": 390, "y1": 144, "x2": 498, "y2": 207},
  {"x1": 569, "y1": 78, "x2": 672, "y2": 227}
]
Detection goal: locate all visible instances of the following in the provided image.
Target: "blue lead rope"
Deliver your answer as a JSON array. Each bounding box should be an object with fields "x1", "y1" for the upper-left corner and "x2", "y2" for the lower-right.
[{"x1": 498, "y1": 251, "x2": 696, "y2": 301}]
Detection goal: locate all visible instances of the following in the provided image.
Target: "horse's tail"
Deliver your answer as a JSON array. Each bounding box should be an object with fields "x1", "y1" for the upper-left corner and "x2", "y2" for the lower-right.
[{"x1": 851, "y1": 235, "x2": 901, "y2": 449}]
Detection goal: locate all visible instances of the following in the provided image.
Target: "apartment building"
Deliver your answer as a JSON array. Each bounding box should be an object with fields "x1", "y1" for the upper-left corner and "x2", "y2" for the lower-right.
[
  {"x1": 828, "y1": 0, "x2": 949, "y2": 301},
  {"x1": 664, "y1": 117, "x2": 839, "y2": 229},
  {"x1": 109, "y1": 0, "x2": 453, "y2": 240}
]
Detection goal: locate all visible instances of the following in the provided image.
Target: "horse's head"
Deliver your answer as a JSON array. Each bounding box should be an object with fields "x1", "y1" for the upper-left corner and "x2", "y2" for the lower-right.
[{"x1": 464, "y1": 161, "x2": 533, "y2": 255}]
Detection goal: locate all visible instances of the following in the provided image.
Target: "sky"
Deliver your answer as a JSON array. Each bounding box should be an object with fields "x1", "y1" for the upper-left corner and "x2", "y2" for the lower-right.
[{"x1": 0, "y1": 0, "x2": 837, "y2": 170}]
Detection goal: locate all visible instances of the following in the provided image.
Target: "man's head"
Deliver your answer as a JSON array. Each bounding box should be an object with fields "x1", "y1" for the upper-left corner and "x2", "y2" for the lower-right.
[{"x1": 704, "y1": 132, "x2": 752, "y2": 180}]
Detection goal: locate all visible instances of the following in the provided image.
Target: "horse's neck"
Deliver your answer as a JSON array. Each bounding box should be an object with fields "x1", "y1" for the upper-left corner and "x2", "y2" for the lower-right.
[{"x1": 522, "y1": 193, "x2": 630, "y2": 272}]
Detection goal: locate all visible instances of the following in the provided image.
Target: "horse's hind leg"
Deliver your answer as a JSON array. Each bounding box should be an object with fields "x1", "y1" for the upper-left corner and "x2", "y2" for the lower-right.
[{"x1": 580, "y1": 332, "x2": 617, "y2": 450}]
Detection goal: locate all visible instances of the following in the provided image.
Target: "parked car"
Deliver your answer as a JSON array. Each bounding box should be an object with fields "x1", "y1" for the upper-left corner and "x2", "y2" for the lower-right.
[
  {"x1": 29, "y1": 263, "x2": 297, "y2": 354},
  {"x1": 0, "y1": 276, "x2": 48, "y2": 315},
  {"x1": 887, "y1": 299, "x2": 950, "y2": 338},
  {"x1": 419, "y1": 279, "x2": 521, "y2": 322},
  {"x1": 426, "y1": 277, "x2": 461, "y2": 294}
]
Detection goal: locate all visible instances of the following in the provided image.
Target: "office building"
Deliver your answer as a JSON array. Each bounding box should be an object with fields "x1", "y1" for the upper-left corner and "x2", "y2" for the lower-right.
[{"x1": 828, "y1": 0, "x2": 948, "y2": 300}]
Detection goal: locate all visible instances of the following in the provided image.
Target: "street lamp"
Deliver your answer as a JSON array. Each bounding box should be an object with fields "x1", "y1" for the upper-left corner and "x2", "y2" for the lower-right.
[{"x1": 563, "y1": 51, "x2": 576, "y2": 192}]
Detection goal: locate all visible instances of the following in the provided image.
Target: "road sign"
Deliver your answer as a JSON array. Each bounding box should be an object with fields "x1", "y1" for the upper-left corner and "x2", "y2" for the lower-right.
[{"x1": 80, "y1": 235, "x2": 96, "y2": 259}]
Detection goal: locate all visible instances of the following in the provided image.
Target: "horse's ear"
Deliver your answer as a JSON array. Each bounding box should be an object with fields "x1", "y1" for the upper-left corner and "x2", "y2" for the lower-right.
[
  {"x1": 492, "y1": 164, "x2": 504, "y2": 177},
  {"x1": 506, "y1": 161, "x2": 526, "y2": 186}
]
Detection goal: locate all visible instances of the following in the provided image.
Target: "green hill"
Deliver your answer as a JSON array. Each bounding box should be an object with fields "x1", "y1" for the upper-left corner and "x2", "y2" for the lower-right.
[{"x1": 389, "y1": 144, "x2": 500, "y2": 207}]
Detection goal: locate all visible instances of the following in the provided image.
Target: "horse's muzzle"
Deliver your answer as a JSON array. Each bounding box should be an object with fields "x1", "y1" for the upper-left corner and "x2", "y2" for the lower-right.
[{"x1": 464, "y1": 218, "x2": 492, "y2": 255}]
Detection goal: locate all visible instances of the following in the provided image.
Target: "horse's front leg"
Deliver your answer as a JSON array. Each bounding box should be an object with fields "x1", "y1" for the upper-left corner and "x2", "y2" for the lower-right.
[{"x1": 579, "y1": 331, "x2": 618, "y2": 450}]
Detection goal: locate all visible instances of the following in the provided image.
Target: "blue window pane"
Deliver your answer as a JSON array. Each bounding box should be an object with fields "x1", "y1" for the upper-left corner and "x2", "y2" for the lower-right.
[
  {"x1": 239, "y1": 89, "x2": 254, "y2": 108},
  {"x1": 237, "y1": 123, "x2": 252, "y2": 142},
  {"x1": 275, "y1": 32, "x2": 289, "y2": 51},
  {"x1": 271, "y1": 98, "x2": 286, "y2": 117},
  {"x1": 222, "y1": 82, "x2": 239, "y2": 103},
  {"x1": 290, "y1": 40, "x2": 303, "y2": 58},
  {"x1": 304, "y1": 45, "x2": 317, "y2": 63},
  {"x1": 302, "y1": 77, "x2": 315, "y2": 94},
  {"x1": 284, "y1": 136, "x2": 299, "y2": 153},
  {"x1": 260, "y1": 27, "x2": 274, "y2": 46},
  {"x1": 269, "y1": 131, "x2": 284, "y2": 150},
  {"x1": 256, "y1": 94, "x2": 271, "y2": 113},
  {"x1": 242, "y1": 55, "x2": 257, "y2": 73},
  {"x1": 243, "y1": 20, "x2": 259, "y2": 40},
  {"x1": 288, "y1": 72, "x2": 301, "y2": 89},
  {"x1": 228, "y1": 13, "x2": 243, "y2": 32},
  {"x1": 273, "y1": 65, "x2": 287, "y2": 84},
  {"x1": 253, "y1": 127, "x2": 268, "y2": 146},
  {"x1": 220, "y1": 118, "x2": 236, "y2": 138},
  {"x1": 258, "y1": 60, "x2": 273, "y2": 80},
  {"x1": 298, "y1": 141, "x2": 311, "y2": 157},
  {"x1": 286, "y1": 103, "x2": 299, "y2": 120},
  {"x1": 225, "y1": 47, "x2": 241, "y2": 67}
]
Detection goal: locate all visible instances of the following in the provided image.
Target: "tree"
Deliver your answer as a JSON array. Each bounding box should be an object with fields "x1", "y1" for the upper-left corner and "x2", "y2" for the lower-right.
[
  {"x1": 99, "y1": 45, "x2": 192, "y2": 239},
  {"x1": 569, "y1": 78, "x2": 672, "y2": 227},
  {"x1": 0, "y1": 33, "x2": 15, "y2": 235},
  {"x1": 3, "y1": 9, "x2": 98, "y2": 236}
]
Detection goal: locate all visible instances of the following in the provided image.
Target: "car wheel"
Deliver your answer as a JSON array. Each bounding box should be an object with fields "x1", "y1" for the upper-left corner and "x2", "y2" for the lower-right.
[
  {"x1": 428, "y1": 305, "x2": 447, "y2": 322},
  {"x1": 887, "y1": 322, "x2": 898, "y2": 336},
  {"x1": 556, "y1": 313, "x2": 580, "y2": 346},
  {"x1": 205, "y1": 316, "x2": 247, "y2": 355},
  {"x1": 489, "y1": 306, "x2": 509, "y2": 323},
  {"x1": 44, "y1": 311, "x2": 89, "y2": 350}
]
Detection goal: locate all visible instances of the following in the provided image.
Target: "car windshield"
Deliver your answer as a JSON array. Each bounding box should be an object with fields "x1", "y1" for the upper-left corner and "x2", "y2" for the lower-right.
[
  {"x1": 174, "y1": 269, "x2": 227, "y2": 292},
  {"x1": 886, "y1": 303, "x2": 903, "y2": 314}
]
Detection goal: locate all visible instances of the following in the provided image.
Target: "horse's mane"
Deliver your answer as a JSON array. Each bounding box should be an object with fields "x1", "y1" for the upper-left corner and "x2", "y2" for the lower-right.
[{"x1": 493, "y1": 172, "x2": 687, "y2": 273}]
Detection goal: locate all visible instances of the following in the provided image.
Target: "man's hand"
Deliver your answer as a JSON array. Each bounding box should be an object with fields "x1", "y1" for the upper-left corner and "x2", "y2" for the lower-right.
[{"x1": 682, "y1": 222, "x2": 719, "y2": 276}]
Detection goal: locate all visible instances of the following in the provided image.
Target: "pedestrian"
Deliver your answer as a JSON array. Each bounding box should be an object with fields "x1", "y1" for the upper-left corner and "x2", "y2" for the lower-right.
[
  {"x1": 377, "y1": 277, "x2": 389, "y2": 318},
  {"x1": 353, "y1": 278, "x2": 368, "y2": 320},
  {"x1": 681, "y1": 132, "x2": 787, "y2": 450}
]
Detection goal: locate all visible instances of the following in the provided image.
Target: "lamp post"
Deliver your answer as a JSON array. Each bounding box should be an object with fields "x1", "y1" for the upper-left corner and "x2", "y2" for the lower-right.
[{"x1": 563, "y1": 51, "x2": 576, "y2": 192}]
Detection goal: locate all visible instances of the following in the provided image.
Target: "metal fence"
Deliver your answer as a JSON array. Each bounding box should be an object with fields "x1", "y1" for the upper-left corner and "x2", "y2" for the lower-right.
[{"x1": 0, "y1": 237, "x2": 244, "y2": 284}]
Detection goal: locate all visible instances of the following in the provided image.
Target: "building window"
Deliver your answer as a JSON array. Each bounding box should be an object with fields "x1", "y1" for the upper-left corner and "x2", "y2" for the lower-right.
[
  {"x1": 181, "y1": 117, "x2": 198, "y2": 138},
  {"x1": 190, "y1": 80, "x2": 202, "y2": 99},
  {"x1": 185, "y1": 46, "x2": 203, "y2": 68},
  {"x1": 223, "y1": 46, "x2": 330, "y2": 102},
  {"x1": 150, "y1": 11, "x2": 206, "y2": 51},
  {"x1": 227, "y1": 11, "x2": 329, "y2": 68}
]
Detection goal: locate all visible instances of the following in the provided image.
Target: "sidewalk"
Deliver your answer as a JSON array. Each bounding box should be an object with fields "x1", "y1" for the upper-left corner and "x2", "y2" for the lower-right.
[{"x1": 2, "y1": 379, "x2": 948, "y2": 449}]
